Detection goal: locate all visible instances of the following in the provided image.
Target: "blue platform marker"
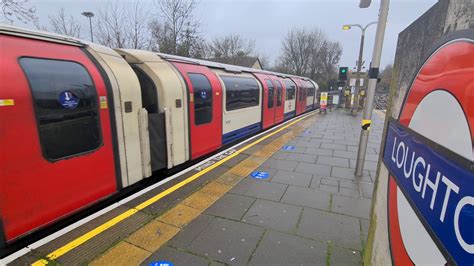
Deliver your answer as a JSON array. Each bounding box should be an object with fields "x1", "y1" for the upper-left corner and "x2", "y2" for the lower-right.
[
  {"x1": 149, "y1": 261, "x2": 174, "y2": 266},
  {"x1": 303, "y1": 130, "x2": 312, "y2": 134},
  {"x1": 251, "y1": 171, "x2": 269, "y2": 179},
  {"x1": 282, "y1": 145, "x2": 295, "y2": 151}
]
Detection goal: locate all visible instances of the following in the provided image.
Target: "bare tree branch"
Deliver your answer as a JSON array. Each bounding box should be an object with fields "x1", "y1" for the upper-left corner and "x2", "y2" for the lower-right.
[
  {"x1": 153, "y1": 0, "x2": 199, "y2": 55},
  {"x1": 276, "y1": 27, "x2": 342, "y2": 87},
  {"x1": 209, "y1": 34, "x2": 256, "y2": 63},
  {"x1": 48, "y1": 8, "x2": 81, "y2": 38},
  {"x1": 1, "y1": 0, "x2": 36, "y2": 23},
  {"x1": 95, "y1": 0, "x2": 150, "y2": 49}
]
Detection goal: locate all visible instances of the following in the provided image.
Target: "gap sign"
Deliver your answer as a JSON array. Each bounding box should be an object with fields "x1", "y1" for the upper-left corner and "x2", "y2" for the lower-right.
[{"x1": 383, "y1": 121, "x2": 474, "y2": 264}]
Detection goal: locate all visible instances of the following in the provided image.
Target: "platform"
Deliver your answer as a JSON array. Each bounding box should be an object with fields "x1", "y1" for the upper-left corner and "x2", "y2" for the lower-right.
[{"x1": 4, "y1": 109, "x2": 385, "y2": 266}]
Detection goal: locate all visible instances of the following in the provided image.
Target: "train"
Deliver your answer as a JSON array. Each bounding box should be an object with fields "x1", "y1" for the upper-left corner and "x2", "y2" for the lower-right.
[{"x1": 0, "y1": 24, "x2": 319, "y2": 248}]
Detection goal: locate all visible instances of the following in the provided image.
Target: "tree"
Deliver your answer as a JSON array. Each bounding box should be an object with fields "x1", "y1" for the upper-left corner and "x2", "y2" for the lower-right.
[
  {"x1": 153, "y1": 0, "x2": 199, "y2": 56},
  {"x1": 48, "y1": 8, "x2": 81, "y2": 38},
  {"x1": 1, "y1": 0, "x2": 36, "y2": 23},
  {"x1": 315, "y1": 40, "x2": 342, "y2": 83},
  {"x1": 95, "y1": 0, "x2": 150, "y2": 49},
  {"x1": 208, "y1": 34, "x2": 256, "y2": 63},
  {"x1": 276, "y1": 27, "x2": 342, "y2": 89},
  {"x1": 379, "y1": 64, "x2": 393, "y2": 91}
]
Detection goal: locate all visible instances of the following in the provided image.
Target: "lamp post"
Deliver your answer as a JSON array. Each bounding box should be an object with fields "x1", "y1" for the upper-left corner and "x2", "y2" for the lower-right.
[
  {"x1": 342, "y1": 21, "x2": 377, "y2": 113},
  {"x1": 355, "y1": 0, "x2": 390, "y2": 176},
  {"x1": 81, "y1": 11, "x2": 94, "y2": 42}
]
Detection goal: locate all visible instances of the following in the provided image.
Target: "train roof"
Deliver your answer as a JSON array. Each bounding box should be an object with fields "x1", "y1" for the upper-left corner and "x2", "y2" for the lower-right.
[
  {"x1": 1, "y1": 24, "x2": 316, "y2": 84},
  {"x1": 0, "y1": 23, "x2": 84, "y2": 46}
]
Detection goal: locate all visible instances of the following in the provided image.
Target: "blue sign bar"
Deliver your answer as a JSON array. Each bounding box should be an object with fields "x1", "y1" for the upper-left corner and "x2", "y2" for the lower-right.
[{"x1": 383, "y1": 121, "x2": 474, "y2": 264}]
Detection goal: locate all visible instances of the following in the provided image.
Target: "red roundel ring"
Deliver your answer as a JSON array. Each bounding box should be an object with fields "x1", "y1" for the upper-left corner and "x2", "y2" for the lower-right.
[{"x1": 387, "y1": 30, "x2": 474, "y2": 265}]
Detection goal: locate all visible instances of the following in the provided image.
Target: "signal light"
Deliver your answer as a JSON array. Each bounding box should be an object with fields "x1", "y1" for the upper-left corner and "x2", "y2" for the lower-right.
[{"x1": 338, "y1": 67, "x2": 348, "y2": 81}]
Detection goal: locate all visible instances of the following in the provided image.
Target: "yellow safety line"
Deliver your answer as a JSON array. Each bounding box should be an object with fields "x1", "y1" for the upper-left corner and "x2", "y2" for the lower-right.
[{"x1": 31, "y1": 113, "x2": 314, "y2": 265}]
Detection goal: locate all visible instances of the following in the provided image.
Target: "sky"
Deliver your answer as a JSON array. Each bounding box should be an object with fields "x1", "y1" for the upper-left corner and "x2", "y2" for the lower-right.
[{"x1": 15, "y1": 0, "x2": 437, "y2": 70}]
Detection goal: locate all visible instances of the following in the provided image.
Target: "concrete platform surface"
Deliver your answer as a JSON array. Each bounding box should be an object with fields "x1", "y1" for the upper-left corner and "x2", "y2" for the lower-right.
[{"x1": 7, "y1": 109, "x2": 385, "y2": 266}]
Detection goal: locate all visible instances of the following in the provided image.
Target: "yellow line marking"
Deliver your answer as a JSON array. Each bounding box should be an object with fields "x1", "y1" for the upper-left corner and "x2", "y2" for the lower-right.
[{"x1": 31, "y1": 113, "x2": 313, "y2": 265}]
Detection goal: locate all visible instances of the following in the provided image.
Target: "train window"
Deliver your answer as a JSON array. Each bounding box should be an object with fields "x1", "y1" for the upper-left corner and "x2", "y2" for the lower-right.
[
  {"x1": 222, "y1": 76, "x2": 260, "y2": 111},
  {"x1": 307, "y1": 81, "x2": 315, "y2": 96},
  {"x1": 188, "y1": 73, "x2": 213, "y2": 125},
  {"x1": 266, "y1": 79, "x2": 274, "y2": 108},
  {"x1": 275, "y1": 80, "x2": 282, "y2": 106},
  {"x1": 284, "y1": 80, "x2": 296, "y2": 100},
  {"x1": 19, "y1": 57, "x2": 101, "y2": 160},
  {"x1": 132, "y1": 66, "x2": 158, "y2": 113}
]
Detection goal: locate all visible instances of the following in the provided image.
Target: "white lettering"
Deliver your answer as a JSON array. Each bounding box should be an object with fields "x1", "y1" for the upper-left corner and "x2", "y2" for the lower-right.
[
  {"x1": 454, "y1": 196, "x2": 474, "y2": 254},
  {"x1": 411, "y1": 156, "x2": 426, "y2": 193},
  {"x1": 404, "y1": 147, "x2": 416, "y2": 179},
  {"x1": 391, "y1": 137, "x2": 397, "y2": 163},
  {"x1": 421, "y1": 169, "x2": 440, "y2": 210},
  {"x1": 396, "y1": 141, "x2": 406, "y2": 168},
  {"x1": 440, "y1": 176, "x2": 460, "y2": 222}
]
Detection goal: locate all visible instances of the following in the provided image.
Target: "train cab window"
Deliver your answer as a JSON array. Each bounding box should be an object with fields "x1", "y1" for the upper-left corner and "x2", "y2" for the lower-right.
[
  {"x1": 188, "y1": 73, "x2": 213, "y2": 125},
  {"x1": 265, "y1": 79, "x2": 274, "y2": 108},
  {"x1": 284, "y1": 80, "x2": 296, "y2": 100},
  {"x1": 132, "y1": 66, "x2": 158, "y2": 113},
  {"x1": 222, "y1": 76, "x2": 260, "y2": 111},
  {"x1": 307, "y1": 81, "x2": 315, "y2": 96},
  {"x1": 19, "y1": 57, "x2": 101, "y2": 160},
  {"x1": 275, "y1": 80, "x2": 282, "y2": 106}
]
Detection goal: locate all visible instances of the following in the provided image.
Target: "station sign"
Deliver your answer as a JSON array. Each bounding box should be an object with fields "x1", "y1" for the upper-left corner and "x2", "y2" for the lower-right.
[
  {"x1": 384, "y1": 119, "x2": 473, "y2": 264},
  {"x1": 383, "y1": 35, "x2": 474, "y2": 265}
]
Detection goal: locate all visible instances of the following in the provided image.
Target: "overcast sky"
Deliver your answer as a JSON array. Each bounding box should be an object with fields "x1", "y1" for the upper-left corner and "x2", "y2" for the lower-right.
[{"x1": 19, "y1": 0, "x2": 437, "y2": 69}]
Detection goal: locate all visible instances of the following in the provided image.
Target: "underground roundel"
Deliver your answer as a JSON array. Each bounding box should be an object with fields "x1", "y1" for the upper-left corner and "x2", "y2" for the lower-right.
[{"x1": 383, "y1": 31, "x2": 474, "y2": 265}]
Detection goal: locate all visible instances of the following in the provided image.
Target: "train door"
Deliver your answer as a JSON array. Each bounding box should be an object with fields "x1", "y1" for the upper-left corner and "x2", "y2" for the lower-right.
[
  {"x1": 283, "y1": 79, "x2": 296, "y2": 120},
  {"x1": 305, "y1": 81, "x2": 315, "y2": 110},
  {"x1": 171, "y1": 63, "x2": 223, "y2": 159},
  {"x1": 273, "y1": 78, "x2": 285, "y2": 124},
  {"x1": 0, "y1": 35, "x2": 118, "y2": 242},
  {"x1": 254, "y1": 73, "x2": 276, "y2": 129},
  {"x1": 294, "y1": 78, "x2": 307, "y2": 115}
]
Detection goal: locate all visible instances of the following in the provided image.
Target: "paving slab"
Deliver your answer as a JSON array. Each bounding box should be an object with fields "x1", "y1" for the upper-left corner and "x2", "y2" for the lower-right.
[
  {"x1": 281, "y1": 185, "x2": 331, "y2": 211},
  {"x1": 241, "y1": 199, "x2": 302, "y2": 233},
  {"x1": 230, "y1": 179, "x2": 287, "y2": 201},
  {"x1": 330, "y1": 246, "x2": 362, "y2": 265},
  {"x1": 294, "y1": 162, "x2": 331, "y2": 177},
  {"x1": 270, "y1": 170, "x2": 313, "y2": 187},
  {"x1": 304, "y1": 147, "x2": 333, "y2": 156},
  {"x1": 331, "y1": 195, "x2": 371, "y2": 219},
  {"x1": 297, "y1": 208, "x2": 362, "y2": 250},
  {"x1": 204, "y1": 193, "x2": 256, "y2": 220},
  {"x1": 248, "y1": 230, "x2": 327, "y2": 265},
  {"x1": 261, "y1": 158, "x2": 298, "y2": 171},
  {"x1": 185, "y1": 217, "x2": 265, "y2": 264},
  {"x1": 285, "y1": 153, "x2": 318, "y2": 163}
]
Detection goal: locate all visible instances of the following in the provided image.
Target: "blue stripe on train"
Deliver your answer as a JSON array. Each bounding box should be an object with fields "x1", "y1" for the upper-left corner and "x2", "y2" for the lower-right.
[
  {"x1": 284, "y1": 111, "x2": 296, "y2": 121},
  {"x1": 223, "y1": 122, "x2": 261, "y2": 145}
]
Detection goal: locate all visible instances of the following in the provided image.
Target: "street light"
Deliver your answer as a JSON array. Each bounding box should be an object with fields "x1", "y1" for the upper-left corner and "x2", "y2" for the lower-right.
[
  {"x1": 354, "y1": 0, "x2": 390, "y2": 176},
  {"x1": 342, "y1": 21, "x2": 377, "y2": 113},
  {"x1": 81, "y1": 11, "x2": 94, "y2": 42}
]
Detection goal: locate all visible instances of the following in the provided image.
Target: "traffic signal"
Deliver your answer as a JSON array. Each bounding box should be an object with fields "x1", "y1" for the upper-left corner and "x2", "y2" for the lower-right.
[
  {"x1": 337, "y1": 81, "x2": 346, "y2": 87},
  {"x1": 338, "y1": 67, "x2": 348, "y2": 81}
]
